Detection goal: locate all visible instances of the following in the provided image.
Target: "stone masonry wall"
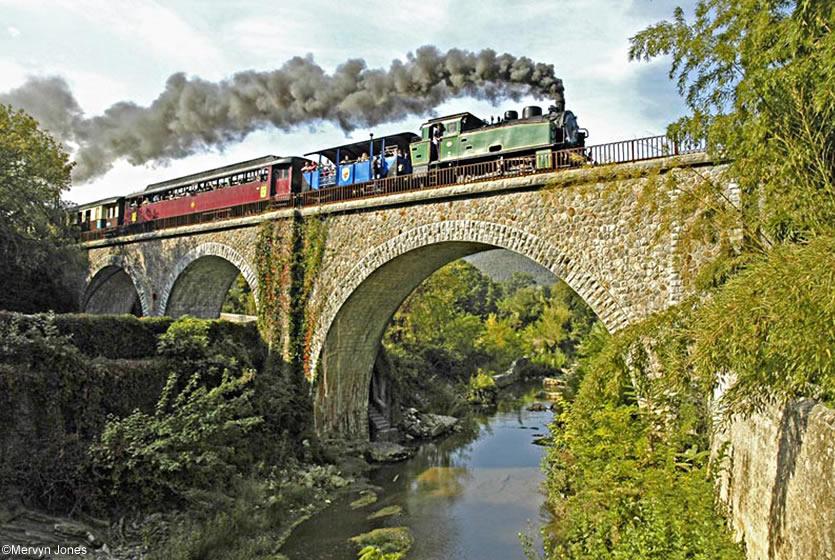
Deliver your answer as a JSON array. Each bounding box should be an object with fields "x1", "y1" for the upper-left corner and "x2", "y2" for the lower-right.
[
  {"x1": 82, "y1": 227, "x2": 261, "y2": 316},
  {"x1": 713, "y1": 400, "x2": 835, "y2": 560},
  {"x1": 304, "y1": 160, "x2": 728, "y2": 436}
]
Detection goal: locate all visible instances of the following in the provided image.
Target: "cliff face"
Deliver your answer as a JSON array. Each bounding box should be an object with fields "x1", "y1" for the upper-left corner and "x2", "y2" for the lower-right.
[{"x1": 712, "y1": 399, "x2": 835, "y2": 560}]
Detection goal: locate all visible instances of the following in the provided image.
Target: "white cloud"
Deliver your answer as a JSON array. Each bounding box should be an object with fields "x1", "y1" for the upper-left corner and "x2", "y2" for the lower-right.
[
  {"x1": 0, "y1": 59, "x2": 26, "y2": 91},
  {"x1": 6, "y1": 25, "x2": 20, "y2": 37}
]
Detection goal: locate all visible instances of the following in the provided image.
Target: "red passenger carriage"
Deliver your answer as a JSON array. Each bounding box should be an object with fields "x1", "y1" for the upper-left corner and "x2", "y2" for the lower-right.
[{"x1": 124, "y1": 155, "x2": 307, "y2": 225}]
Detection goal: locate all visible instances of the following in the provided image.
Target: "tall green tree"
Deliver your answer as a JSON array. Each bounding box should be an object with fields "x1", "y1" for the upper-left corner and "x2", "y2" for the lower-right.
[
  {"x1": 0, "y1": 105, "x2": 76, "y2": 311},
  {"x1": 630, "y1": 0, "x2": 834, "y2": 247}
]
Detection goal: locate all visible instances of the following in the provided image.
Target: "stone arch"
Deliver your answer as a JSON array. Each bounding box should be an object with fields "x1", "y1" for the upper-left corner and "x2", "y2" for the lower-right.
[
  {"x1": 160, "y1": 242, "x2": 258, "y2": 319},
  {"x1": 83, "y1": 256, "x2": 150, "y2": 315},
  {"x1": 309, "y1": 219, "x2": 629, "y2": 438}
]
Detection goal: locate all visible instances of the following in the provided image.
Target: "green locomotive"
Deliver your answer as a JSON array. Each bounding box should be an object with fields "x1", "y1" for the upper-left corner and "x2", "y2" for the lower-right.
[{"x1": 409, "y1": 104, "x2": 586, "y2": 174}]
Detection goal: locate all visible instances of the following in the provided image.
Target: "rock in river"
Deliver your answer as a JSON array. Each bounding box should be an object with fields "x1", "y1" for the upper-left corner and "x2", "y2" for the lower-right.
[
  {"x1": 401, "y1": 408, "x2": 459, "y2": 439},
  {"x1": 365, "y1": 442, "x2": 414, "y2": 463}
]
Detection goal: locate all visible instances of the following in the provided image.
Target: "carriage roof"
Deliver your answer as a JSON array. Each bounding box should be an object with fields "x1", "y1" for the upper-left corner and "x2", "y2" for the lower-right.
[{"x1": 305, "y1": 132, "x2": 419, "y2": 163}]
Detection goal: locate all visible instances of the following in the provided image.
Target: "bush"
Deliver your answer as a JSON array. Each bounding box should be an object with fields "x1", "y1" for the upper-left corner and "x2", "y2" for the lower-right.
[
  {"x1": 0, "y1": 313, "x2": 170, "y2": 511},
  {"x1": 0, "y1": 311, "x2": 173, "y2": 359},
  {"x1": 467, "y1": 369, "x2": 498, "y2": 405},
  {"x1": 92, "y1": 317, "x2": 265, "y2": 508},
  {"x1": 542, "y1": 323, "x2": 745, "y2": 560}
]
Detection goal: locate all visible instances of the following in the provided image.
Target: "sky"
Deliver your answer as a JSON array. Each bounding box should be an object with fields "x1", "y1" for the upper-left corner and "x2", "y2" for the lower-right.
[{"x1": 0, "y1": 0, "x2": 696, "y2": 204}]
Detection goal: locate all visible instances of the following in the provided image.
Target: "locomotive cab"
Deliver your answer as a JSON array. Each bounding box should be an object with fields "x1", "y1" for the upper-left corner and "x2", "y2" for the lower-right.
[{"x1": 410, "y1": 104, "x2": 587, "y2": 174}]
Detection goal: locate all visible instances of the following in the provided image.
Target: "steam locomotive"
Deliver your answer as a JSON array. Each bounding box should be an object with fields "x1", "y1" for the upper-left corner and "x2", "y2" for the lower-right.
[{"x1": 74, "y1": 103, "x2": 586, "y2": 236}]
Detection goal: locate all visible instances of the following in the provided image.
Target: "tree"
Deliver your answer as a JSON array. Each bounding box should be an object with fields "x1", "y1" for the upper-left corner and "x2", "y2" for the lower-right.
[
  {"x1": 628, "y1": 0, "x2": 835, "y2": 409},
  {"x1": 630, "y1": 0, "x2": 834, "y2": 247},
  {"x1": 385, "y1": 261, "x2": 493, "y2": 360},
  {"x1": 0, "y1": 105, "x2": 76, "y2": 311}
]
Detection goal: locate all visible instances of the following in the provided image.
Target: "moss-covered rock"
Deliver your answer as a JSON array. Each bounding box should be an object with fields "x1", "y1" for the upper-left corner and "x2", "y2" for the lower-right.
[
  {"x1": 349, "y1": 527, "x2": 414, "y2": 555},
  {"x1": 366, "y1": 505, "x2": 403, "y2": 520},
  {"x1": 349, "y1": 490, "x2": 378, "y2": 510}
]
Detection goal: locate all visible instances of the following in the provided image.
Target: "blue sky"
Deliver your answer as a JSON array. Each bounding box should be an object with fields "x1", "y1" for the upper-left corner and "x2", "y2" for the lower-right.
[{"x1": 0, "y1": 0, "x2": 694, "y2": 204}]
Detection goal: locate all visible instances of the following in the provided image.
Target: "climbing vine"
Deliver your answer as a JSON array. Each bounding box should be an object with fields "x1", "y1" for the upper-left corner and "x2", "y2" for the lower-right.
[
  {"x1": 251, "y1": 216, "x2": 329, "y2": 449},
  {"x1": 299, "y1": 217, "x2": 328, "y2": 379},
  {"x1": 255, "y1": 220, "x2": 294, "y2": 352}
]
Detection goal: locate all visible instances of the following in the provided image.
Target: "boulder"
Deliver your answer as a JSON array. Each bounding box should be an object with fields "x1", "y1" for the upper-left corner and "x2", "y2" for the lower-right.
[
  {"x1": 365, "y1": 442, "x2": 414, "y2": 463},
  {"x1": 401, "y1": 408, "x2": 459, "y2": 439},
  {"x1": 527, "y1": 402, "x2": 547, "y2": 412}
]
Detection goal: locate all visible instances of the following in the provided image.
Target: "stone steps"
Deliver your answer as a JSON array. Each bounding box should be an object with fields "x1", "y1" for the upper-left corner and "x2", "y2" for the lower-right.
[{"x1": 368, "y1": 406, "x2": 391, "y2": 431}]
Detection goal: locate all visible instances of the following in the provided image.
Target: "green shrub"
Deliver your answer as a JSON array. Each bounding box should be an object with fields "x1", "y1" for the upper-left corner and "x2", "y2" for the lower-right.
[
  {"x1": 467, "y1": 369, "x2": 498, "y2": 404},
  {"x1": 358, "y1": 546, "x2": 405, "y2": 560},
  {"x1": 0, "y1": 313, "x2": 171, "y2": 511},
  {"x1": 542, "y1": 323, "x2": 746, "y2": 560},
  {"x1": 92, "y1": 365, "x2": 262, "y2": 508}
]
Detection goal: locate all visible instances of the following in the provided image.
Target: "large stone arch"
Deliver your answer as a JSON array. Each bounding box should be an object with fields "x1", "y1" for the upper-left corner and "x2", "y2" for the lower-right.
[
  {"x1": 83, "y1": 256, "x2": 151, "y2": 315},
  {"x1": 309, "y1": 219, "x2": 629, "y2": 438},
  {"x1": 160, "y1": 242, "x2": 258, "y2": 318}
]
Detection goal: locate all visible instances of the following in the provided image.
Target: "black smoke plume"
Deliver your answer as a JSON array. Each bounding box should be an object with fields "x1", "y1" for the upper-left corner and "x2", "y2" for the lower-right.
[{"x1": 1, "y1": 46, "x2": 564, "y2": 182}]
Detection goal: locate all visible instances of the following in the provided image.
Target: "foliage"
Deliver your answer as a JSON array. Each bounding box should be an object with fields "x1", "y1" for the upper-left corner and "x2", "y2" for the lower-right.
[
  {"x1": 629, "y1": 0, "x2": 835, "y2": 247},
  {"x1": 387, "y1": 261, "x2": 491, "y2": 365},
  {"x1": 478, "y1": 313, "x2": 523, "y2": 371},
  {"x1": 0, "y1": 311, "x2": 175, "y2": 359},
  {"x1": 467, "y1": 369, "x2": 498, "y2": 405},
  {"x1": 92, "y1": 317, "x2": 263, "y2": 508},
  {"x1": 0, "y1": 105, "x2": 77, "y2": 312},
  {"x1": 479, "y1": 281, "x2": 595, "y2": 373},
  {"x1": 358, "y1": 546, "x2": 404, "y2": 560},
  {"x1": 349, "y1": 527, "x2": 414, "y2": 556},
  {"x1": 221, "y1": 274, "x2": 256, "y2": 316},
  {"x1": 383, "y1": 262, "x2": 597, "y2": 414},
  {"x1": 542, "y1": 315, "x2": 745, "y2": 560},
  {"x1": 0, "y1": 313, "x2": 169, "y2": 512},
  {"x1": 691, "y1": 236, "x2": 835, "y2": 411}
]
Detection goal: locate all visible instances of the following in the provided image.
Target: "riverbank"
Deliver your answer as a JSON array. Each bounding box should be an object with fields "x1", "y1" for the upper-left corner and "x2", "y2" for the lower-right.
[{"x1": 280, "y1": 381, "x2": 554, "y2": 560}]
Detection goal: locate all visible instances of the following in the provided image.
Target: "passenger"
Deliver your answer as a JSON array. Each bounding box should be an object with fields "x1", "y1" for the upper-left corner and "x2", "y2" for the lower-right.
[
  {"x1": 359, "y1": 152, "x2": 369, "y2": 162},
  {"x1": 372, "y1": 155, "x2": 382, "y2": 179}
]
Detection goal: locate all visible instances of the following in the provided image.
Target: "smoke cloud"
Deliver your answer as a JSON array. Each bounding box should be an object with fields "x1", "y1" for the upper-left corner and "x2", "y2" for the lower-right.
[{"x1": 0, "y1": 46, "x2": 564, "y2": 183}]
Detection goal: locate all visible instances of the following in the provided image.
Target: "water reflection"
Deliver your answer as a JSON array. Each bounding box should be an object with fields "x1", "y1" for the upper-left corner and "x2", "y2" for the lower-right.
[
  {"x1": 281, "y1": 383, "x2": 552, "y2": 560},
  {"x1": 414, "y1": 466, "x2": 469, "y2": 498}
]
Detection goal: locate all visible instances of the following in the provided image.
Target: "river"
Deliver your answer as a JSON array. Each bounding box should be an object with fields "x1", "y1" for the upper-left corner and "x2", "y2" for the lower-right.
[{"x1": 281, "y1": 386, "x2": 552, "y2": 559}]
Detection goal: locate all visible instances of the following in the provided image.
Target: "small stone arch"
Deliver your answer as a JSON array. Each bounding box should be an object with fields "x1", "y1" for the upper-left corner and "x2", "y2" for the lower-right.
[
  {"x1": 83, "y1": 256, "x2": 151, "y2": 315},
  {"x1": 308, "y1": 219, "x2": 629, "y2": 437},
  {"x1": 159, "y1": 242, "x2": 258, "y2": 319}
]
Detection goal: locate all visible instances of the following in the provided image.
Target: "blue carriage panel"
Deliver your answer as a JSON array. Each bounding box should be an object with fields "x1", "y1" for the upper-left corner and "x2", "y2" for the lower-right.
[
  {"x1": 320, "y1": 171, "x2": 336, "y2": 187},
  {"x1": 354, "y1": 161, "x2": 371, "y2": 183},
  {"x1": 338, "y1": 163, "x2": 354, "y2": 186},
  {"x1": 303, "y1": 171, "x2": 320, "y2": 190}
]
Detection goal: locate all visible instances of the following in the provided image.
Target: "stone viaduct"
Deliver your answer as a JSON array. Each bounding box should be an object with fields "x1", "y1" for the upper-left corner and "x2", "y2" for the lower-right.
[{"x1": 78, "y1": 153, "x2": 725, "y2": 438}]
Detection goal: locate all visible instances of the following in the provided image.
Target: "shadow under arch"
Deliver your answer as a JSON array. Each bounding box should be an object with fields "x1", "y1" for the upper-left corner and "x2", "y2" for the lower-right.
[
  {"x1": 160, "y1": 242, "x2": 258, "y2": 319},
  {"x1": 83, "y1": 256, "x2": 150, "y2": 315},
  {"x1": 309, "y1": 220, "x2": 628, "y2": 438}
]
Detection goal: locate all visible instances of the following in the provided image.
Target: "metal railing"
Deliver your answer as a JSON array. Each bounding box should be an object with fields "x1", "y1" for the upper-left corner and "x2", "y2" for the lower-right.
[{"x1": 79, "y1": 135, "x2": 706, "y2": 242}]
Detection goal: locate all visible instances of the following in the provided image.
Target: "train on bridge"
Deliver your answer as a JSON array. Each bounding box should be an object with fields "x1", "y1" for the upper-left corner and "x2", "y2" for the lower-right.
[{"x1": 73, "y1": 103, "x2": 697, "y2": 241}]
